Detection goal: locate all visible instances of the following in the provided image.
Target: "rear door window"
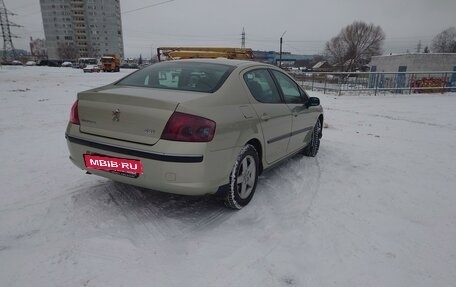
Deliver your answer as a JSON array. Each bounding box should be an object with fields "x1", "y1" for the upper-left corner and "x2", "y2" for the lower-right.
[
  {"x1": 243, "y1": 69, "x2": 282, "y2": 103},
  {"x1": 271, "y1": 70, "x2": 304, "y2": 104}
]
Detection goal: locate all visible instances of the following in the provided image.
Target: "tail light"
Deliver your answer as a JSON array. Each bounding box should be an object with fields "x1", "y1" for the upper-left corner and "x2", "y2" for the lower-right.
[
  {"x1": 70, "y1": 100, "x2": 80, "y2": 125},
  {"x1": 161, "y1": 112, "x2": 216, "y2": 142}
]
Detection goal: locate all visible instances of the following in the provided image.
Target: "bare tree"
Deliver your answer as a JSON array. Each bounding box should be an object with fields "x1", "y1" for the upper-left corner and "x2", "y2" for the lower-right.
[
  {"x1": 57, "y1": 42, "x2": 78, "y2": 61},
  {"x1": 325, "y1": 21, "x2": 385, "y2": 71},
  {"x1": 325, "y1": 35, "x2": 347, "y2": 68},
  {"x1": 431, "y1": 27, "x2": 456, "y2": 53}
]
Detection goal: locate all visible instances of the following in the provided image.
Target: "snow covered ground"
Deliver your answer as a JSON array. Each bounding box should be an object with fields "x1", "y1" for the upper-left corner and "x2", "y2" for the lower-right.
[{"x1": 1, "y1": 66, "x2": 456, "y2": 287}]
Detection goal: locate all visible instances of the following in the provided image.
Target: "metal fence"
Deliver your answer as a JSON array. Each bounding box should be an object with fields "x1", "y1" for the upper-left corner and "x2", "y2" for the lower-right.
[{"x1": 292, "y1": 71, "x2": 456, "y2": 95}]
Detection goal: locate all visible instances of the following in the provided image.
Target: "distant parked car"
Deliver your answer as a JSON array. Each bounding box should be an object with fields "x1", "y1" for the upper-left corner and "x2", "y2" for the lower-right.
[
  {"x1": 65, "y1": 59, "x2": 324, "y2": 209},
  {"x1": 25, "y1": 61, "x2": 37, "y2": 66},
  {"x1": 120, "y1": 63, "x2": 139, "y2": 69},
  {"x1": 83, "y1": 65, "x2": 101, "y2": 73},
  {"x1": 37, "y1": 60, "x2": 60, "y2": 66},
  {"x1": 11, "y1": 60, "x2": 22, "y2": 65},
  {"x1": 61, "y1": 61, "x2": 73, "y2": 67}
]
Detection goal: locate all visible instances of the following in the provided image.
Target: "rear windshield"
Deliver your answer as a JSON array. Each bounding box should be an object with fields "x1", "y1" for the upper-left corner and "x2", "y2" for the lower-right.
[{"x1": 116, "y1": 61, "x2": 235, "y2": 93}]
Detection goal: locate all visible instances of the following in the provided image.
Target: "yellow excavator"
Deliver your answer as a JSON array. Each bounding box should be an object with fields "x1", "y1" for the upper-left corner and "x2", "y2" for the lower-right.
[{"x1": 157, "y1": 47, "x2": 254, "y2": 62}]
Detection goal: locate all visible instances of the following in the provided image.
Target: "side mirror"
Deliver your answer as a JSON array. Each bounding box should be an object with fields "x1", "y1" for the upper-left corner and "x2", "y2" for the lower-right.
[{"x1": 307, "y1": 97, "x2": 320, "y2": 107}]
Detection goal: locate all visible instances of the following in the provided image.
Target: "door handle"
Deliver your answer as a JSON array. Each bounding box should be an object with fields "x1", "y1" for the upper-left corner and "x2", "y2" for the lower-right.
[
  {"x1": 292, "y1": 112, "x2": 299, "y2": 117},
  {"x1": 260, "y1": 113, "x2": 271, "y2": 121}
]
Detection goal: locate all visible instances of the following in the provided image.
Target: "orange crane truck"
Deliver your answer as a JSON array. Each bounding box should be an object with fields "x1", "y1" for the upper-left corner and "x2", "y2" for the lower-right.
[{"x1": 157, "y1": 47, "x2": 254, "y2": 62}]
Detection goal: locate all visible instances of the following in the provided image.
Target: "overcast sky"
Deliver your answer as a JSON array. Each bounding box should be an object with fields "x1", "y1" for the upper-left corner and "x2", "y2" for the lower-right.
[{"x1": 4, "y1": 0, "x2": 456, "y2": 58}]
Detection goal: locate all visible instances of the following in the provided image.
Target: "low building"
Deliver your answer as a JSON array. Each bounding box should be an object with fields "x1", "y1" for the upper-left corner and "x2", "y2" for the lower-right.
[
  {"x1": 312, "y1": 61, "x2": 333, "y2": 72},
  {"x1": 369, "y1": 53, "x2": 456, "y2": 93},
  {"x1": 369, "y1": 53, "x2": 456, "y2": 73},
  {"x1": 252, "y1": 50, "x2": 314, "y2": 66}
]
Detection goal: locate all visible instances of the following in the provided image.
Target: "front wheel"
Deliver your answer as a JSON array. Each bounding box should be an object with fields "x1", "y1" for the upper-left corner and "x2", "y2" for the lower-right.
[
  {"x1": 303, "y1": 120, "x2": 322, "y2": 157},
  {"x1": 224, "y1": 144, "x2": 259, "y2": 209}
]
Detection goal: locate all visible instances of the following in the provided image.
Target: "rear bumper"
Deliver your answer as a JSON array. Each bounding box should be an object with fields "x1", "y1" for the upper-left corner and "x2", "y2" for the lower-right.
[
  {"x1": 66, "y1": 135, "x2": 203, "y2": 163},
  {"x1": 65, "y1": 124, "x2": 237, "y2": 196}
]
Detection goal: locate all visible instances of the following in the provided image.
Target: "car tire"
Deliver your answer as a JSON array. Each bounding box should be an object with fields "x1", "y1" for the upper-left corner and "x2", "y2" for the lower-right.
[
  {"x1": 224, "y1": 144, "x2": 259, "y2": 209},
  {"x1": 303, "y1": 120, "x2": 321, "y2": 157}
]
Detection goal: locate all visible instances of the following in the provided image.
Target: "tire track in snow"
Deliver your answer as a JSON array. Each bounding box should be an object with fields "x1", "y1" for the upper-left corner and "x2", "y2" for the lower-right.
[
  {"x1": 106, "y1": 183, "x2": 170, "y2": 242},
  {"x1": 0, "y1": 182, "x2": 106, "y2": 214},
  {"x1": 257, "y1": 152, "x2": 322, "y2": 220},
  {"x1": 217, "y1": 154, "x2": 323, "y2": 286}
]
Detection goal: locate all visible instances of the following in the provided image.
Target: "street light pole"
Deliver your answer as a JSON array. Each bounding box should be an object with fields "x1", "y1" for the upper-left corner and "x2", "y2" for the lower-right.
[{"x1": 279, "y1": 31, "x2": 286, "y2": 68}]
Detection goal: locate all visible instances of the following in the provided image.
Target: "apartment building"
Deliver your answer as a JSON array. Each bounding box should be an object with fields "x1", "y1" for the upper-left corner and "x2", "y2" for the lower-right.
[{"x1": 40, "y1": 0, "x2": 124, "y2": 60}]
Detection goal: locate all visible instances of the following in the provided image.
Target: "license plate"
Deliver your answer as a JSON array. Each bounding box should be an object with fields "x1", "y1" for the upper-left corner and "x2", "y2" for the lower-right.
[{"x1": 84, "y1": 154, "x2": 143, "y2": 174}]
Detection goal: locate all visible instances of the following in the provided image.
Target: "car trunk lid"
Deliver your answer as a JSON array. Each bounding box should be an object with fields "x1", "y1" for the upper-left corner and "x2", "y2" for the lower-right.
[{"x1": 77, "y1": 86, "x2": 208, "y2": 145}]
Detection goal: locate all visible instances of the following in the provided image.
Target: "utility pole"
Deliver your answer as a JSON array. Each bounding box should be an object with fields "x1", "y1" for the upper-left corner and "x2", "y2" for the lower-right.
[
  {"x1": 0, "y1": 0, "x2": 21, "y2": 62},
  {"x1": 241, "y1": 27, "x2": 245, "y2": 49},
  {"x1": 279, "y1": 31, "x2": 286, "y2": 68},
  {"x1": 151, "y1": 44, "x2": 153, "y2": 63}
]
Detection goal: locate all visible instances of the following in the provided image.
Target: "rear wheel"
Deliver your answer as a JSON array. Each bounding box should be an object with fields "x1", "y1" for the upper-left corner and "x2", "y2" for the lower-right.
[
  {"x1": 303, "y1": 120, "x2": 321, "y2": 157},
  {"x1": 224, "y1": 144, "x2": 259, "y2": 209}
]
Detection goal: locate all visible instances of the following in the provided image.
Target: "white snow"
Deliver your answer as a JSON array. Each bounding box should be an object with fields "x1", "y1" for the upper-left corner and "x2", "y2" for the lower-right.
[{"x1": 1, "y1": 66, "x2": 456, "y2": 287}]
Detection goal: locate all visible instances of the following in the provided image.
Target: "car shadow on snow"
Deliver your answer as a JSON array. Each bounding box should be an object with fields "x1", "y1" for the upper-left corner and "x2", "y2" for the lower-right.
[
  {"x1": 67, "y1": 180, "x2": 235, "y2": 239},
  {"x1": 65, "y1": 151, "x2": 323, "y2": 240}
]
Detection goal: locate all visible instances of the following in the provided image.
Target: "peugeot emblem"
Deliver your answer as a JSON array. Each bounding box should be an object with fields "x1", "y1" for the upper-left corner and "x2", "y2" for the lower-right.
[{"x1": 112, "y1": 108, "x2": 120, "y2": 122}]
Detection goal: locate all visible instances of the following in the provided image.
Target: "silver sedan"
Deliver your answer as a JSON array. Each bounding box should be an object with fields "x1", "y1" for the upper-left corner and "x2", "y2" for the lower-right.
[{"x1": 65, "y1": 59, "x2": 323, "y2": 209}]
